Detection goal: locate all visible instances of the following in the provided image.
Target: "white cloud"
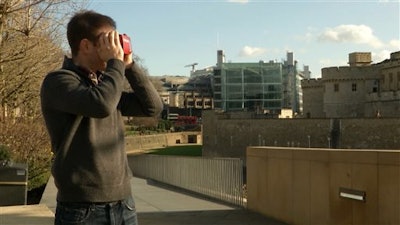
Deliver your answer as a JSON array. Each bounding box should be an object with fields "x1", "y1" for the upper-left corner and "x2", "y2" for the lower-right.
[
  {"x1": 318, "y1": 24, "x2": 384, "y2": 48},
  {"x1": 295, "y1": 32, "x2": 313, "y2": 43},
  {"x1": 227, "y1": 0, "x2": 249, "y2": 3},
  {"x1": 372, "y1": 50, "x2": 392, "y2": 63},
  {"x1": 295, "y1": 26, "x2": 317, "y2": 43},
  {"x1": 369, "y1": 40, "x2": 399, "y2": 63},
  {"x1": 388, "y1": 39, "x2": 400, "y2": 49},
  {"x1": 239, "y1": 46, "x2": 266, "y2": 57}
]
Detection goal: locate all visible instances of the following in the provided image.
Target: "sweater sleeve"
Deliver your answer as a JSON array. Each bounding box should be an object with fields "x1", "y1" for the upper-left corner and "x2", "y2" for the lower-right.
[
  {"x1": 118, "y1": 62, "x2": 163, "y2": 117},
  {"x1": 41, "y1": 59, "x2": 126, "y2": 118}
]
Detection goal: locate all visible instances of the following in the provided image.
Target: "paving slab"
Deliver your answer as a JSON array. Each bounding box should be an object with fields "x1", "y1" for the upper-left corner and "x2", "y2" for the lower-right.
[
  {"x1": 41, "y1": 176, "x2": 235, "y2": 213},
  {"x1": 0, "y1": 204, "x2": 53, "y2": 225},
  {"x1": 132, "y1": 177, "x2": 235, "y2": 212},
  {"x1": 138, "y1": 210, "x2": 287, "y2": 225},
  {"x1": 37, "y1": 175, "x2": 288, "y2": 225}
]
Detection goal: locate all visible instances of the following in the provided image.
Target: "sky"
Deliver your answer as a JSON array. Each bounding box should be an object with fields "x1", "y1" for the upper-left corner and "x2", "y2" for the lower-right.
[{"x1": 87, "y1": 0, "x2": 400, "y2": 78}]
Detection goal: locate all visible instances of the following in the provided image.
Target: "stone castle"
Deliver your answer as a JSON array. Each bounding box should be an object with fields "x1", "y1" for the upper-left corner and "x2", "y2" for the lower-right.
[{"x1": 302, "y1": 51, "x2": 400, "y2": 118}]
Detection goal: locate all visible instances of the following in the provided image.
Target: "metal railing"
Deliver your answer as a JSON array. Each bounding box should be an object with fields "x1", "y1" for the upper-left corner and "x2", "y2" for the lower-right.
[{"x1": 130, "y1": 155, "x2": 246, "y2": 207}]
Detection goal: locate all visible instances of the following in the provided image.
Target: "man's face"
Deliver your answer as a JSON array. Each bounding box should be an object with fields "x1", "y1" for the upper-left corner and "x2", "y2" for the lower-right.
[{"x1": 88, "y1": 26, "x2": 115, "y2": 71}]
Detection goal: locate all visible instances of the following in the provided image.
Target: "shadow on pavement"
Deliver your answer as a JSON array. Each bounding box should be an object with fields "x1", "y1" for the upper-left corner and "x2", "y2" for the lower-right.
[
  {"x1": 143, "y1": 178, "x2": 242, "y2": 208},
  {"x1": 135, "y1": 177, "x2": 289, "y2": 225},
  {"x1": 138, "y1": 210, "x2": 289, "y2": 225}
]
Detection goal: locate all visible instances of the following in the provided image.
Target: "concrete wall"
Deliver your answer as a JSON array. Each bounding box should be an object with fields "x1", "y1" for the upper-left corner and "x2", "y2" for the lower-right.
[
  {"x1": 247, "y1": 146, "x2": 400, "y2": 225},
  {"x1": 125, "y1": 132, "x2": 202, "y2": 152},
  {"x1": 202, "y1": 111, "x2": 400, "y2": 160}
]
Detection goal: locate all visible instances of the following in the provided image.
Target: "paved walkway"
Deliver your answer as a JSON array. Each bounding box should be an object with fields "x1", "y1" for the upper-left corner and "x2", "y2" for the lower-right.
[
  {"x1": 0, "y1": 204, "x2": 53, "y2": 225},
  {"x1": 1, "y1": 176, "x2": 288, "y2": 225}
]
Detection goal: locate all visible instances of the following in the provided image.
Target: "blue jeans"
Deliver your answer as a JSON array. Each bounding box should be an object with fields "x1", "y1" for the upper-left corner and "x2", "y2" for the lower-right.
[{"x1": 54, "y1": 196, "x2": 138, "y2": 225}]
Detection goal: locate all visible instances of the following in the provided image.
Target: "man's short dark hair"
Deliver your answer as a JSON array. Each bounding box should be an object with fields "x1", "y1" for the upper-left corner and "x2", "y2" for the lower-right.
[{"x1": 67, "y1": 10, "x2": 116, "y2": 56}]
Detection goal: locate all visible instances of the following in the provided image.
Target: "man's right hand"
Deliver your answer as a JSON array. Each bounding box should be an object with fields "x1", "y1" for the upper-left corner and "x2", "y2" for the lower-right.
[{"x1": 97, "y1": 30, "x2": 124, "y2": 62}]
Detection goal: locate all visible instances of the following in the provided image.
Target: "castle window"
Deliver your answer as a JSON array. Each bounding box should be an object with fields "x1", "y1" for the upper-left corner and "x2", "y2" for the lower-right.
[
  {"x1": 397, "y1": 72, "x2": 400, "y2": 84},
  {"x1": 334, "y1": 83, "x2": 339, "y2": 92},
  {"x1": 372, "y1": 80, "x2": 379, "y2": 92},
  {"x1": 352, "y1": 83, "x2": 357, "y2": 92},
  {"x1": 389, "y1": 73, "x2": 394, "y2": 90}
]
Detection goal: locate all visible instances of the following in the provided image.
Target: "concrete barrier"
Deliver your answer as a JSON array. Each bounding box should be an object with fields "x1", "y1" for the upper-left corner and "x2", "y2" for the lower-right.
[{"x1": 247, "y1": 146, "x2": 400, "y2": 225}]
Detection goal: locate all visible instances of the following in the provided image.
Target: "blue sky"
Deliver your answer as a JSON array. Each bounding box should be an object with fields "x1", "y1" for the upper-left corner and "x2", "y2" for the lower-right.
[{"x1": 87, "y1": 0, "x2": 400, "y2": 78}]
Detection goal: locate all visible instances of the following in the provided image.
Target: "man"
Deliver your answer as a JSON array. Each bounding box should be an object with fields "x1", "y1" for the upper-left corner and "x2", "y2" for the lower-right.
[{"x1": 40, "y1": 10, "x2": 163, "y2": 225}]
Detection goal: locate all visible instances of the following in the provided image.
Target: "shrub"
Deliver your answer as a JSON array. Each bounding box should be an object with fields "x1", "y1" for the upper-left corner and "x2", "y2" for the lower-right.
[
  {"x1": 0, "y1": 118, "x2": 52, "y2": 191},
  {"x1": 0, "y1": 144, "x2": 11, "y2": 161}
]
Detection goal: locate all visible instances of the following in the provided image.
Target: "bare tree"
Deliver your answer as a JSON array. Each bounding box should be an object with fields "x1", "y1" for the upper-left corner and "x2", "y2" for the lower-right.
[
  {"x1": 0, "y1": 0, "x2": 86, "y2": 121},
  {"x1": 0, "y1": 0, "x2": 87, "y2": 191}
]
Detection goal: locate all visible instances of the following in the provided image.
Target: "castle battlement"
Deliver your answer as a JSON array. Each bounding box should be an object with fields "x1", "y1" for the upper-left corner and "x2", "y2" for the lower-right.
[
  {"x1": 301, "y1": 78, "x2": 323, "y2": 88},
  {"x1": 322, "y1": 66, "x2": 372, "y2": 74},
  {"x1": 321, "y1": 66, "x2": 379, "y2": 80},
  {"x1": 380, "y1": 59, "x2": 400, "y2": 69},
  {"x1": 390, "y1": 51, "x2": 400, "y2": 60}
]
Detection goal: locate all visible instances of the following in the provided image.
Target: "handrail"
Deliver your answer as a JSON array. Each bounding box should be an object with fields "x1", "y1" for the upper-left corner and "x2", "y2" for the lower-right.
[{"x1": 130, "y1": 155, "x2": 246, "y2": 207}]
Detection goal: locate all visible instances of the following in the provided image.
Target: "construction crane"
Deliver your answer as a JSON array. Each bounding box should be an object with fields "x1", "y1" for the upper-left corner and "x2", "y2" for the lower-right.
[{"x1": 185, "y1": 63, "x2": 198, "y2": 72}]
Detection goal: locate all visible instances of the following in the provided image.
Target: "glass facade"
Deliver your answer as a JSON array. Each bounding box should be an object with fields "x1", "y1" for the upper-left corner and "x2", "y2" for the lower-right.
[{"x1": 214, "y1": 62, "x2": 283, "y2": 112}]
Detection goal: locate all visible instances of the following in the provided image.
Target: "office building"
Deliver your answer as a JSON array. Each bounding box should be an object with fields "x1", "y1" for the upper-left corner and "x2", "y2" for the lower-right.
[{"x1": 213, "y1": 50, "x2": 305, "y2": 116}]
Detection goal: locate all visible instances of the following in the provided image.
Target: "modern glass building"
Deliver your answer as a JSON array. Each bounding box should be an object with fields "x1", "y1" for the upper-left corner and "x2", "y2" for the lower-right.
[
  {"x1": 213, "y1": 61, "x2": 283, "y2": 113},
  {"x1": 213, "y1": 50, "x2": 304, "y2": 115}
]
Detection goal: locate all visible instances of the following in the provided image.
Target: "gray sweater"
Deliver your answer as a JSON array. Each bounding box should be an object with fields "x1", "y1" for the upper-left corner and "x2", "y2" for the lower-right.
[{"x1": 40, "y1": 57, "x2": 163, "y2": 202}]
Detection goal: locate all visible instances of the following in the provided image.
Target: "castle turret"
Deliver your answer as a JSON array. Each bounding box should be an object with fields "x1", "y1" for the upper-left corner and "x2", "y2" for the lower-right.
[{"x1": 348, "y1": 52, "x2": 372, "y2": 67}]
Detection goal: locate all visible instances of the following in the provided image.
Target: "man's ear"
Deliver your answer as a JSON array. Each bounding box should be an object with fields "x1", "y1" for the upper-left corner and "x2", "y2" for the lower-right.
[{"x1": 79, "y1": 39, "x2": 91, "y2": 54}]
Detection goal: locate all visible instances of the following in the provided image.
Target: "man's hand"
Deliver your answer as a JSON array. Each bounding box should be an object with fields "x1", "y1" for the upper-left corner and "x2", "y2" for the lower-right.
[
  {"x1": 97, "y1": 30, "x2": 124, "y2": 62},
  {"x1": 124, "y1": 53, "x2": 134, "y2": 68}
]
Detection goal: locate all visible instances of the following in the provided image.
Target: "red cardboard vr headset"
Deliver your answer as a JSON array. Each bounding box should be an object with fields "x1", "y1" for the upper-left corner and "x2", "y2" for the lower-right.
[{"x1": 119, "y1": 34, "x2": 132, "y2": 55}]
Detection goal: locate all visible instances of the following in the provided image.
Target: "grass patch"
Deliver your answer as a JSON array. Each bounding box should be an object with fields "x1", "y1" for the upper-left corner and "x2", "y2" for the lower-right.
[{"x1": 147, "y1": 145, "x2": 202, "y2": 156}]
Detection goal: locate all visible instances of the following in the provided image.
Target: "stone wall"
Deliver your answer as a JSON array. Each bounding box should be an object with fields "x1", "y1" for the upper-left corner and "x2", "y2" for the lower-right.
[
  {"x1": 202, "y1": 111, "x2": 400, "y2": 161},
  {"x1": 339, "y1": 118, "x2": 400, "y2": 149},
  {"x1": 125, "y1": 132, "x2": 202, "y2": 152},
  {"x1": 301, "y1": 79, "x2": 324, "y2": 118}
]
